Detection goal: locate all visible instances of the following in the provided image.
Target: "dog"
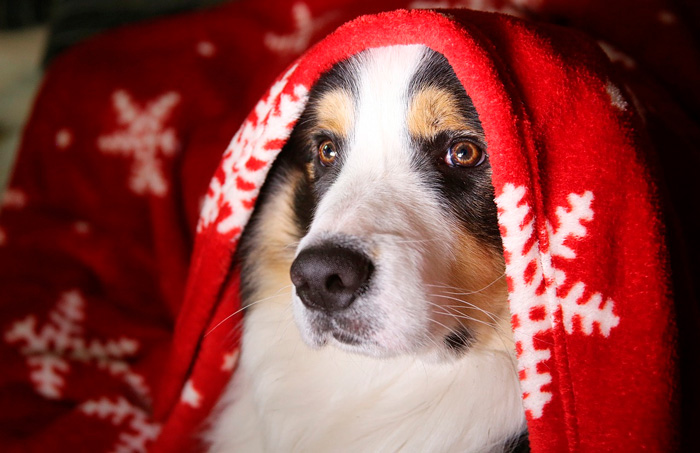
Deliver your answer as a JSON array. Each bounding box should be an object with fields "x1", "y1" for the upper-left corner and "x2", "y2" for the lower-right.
[{"x1": 207, "y1": 44, "x2": 527, "y2": 452}]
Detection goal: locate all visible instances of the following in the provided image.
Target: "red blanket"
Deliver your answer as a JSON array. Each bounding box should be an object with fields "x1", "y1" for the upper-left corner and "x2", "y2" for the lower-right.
[{"x1": 1, "y1": 0, "x2": 698, "y2": 451}]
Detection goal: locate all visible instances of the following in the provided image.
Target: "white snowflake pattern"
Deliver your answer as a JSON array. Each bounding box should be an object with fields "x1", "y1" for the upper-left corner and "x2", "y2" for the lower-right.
[
  {"x1": 198, "y1": 64, "x2": 308, "y2": 237},
  {"x1": 180, "y1": 379, "x2": 202, "y2": 408},
  {"x1": 97, "y1": 90, "x2": 181, "y2": 197},
  {"x1": 598, "y1": 41, "x2": 636, "y2": 69},
  {"x1": 196, "y1": 40, "x2": 216, "y2": 57},
  {"x1": 4, "y1": 290, "x2": 150, "y2": 402},
  {"x1": 221, "y1": 349, "x2": 240, "y2": 371},
  {"x1": 1, "y1": 188, "x2": 27, "y2": 209},
  {"x1": 80, "y1": 396, "x2": 161, "y2": 453},
  {"x1": 496, "y1": 184, "x2": 620, "y2": 419},
  {"x1": 55, "y1": 128, "x2": 73, "y2": 149},
  {"x1": 74, "y1": 221, "x2": 91, "y2": 234},
  {"x1": 264, "y1": 2, "x2": 337, "y2": 55},
  {"x1": 605, "y1": 82, "x2": 628, "y2": 111}
]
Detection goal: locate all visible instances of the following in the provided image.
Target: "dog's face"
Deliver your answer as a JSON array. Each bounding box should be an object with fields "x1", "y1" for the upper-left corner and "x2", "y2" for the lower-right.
[{"x1": 242, "y1": 45, "x2": 509, "y2": 360}]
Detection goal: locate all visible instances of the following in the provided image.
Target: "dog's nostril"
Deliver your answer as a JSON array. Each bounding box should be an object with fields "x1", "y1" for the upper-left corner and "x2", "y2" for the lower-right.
[
  {"x1": 290, "y1": 244, "x2": 374, "y2": 313},
  {"x1": 325, "y1": 274, "x2": 344, "y2": 292}
]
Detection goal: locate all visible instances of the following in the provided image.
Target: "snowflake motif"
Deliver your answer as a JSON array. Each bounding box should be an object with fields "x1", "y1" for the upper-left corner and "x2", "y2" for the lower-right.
[
  {"x1": 496, "y1": 184, "x2": 620, "y2": 419},
  {"x1": 97, "y1": 90, "x2": 181, "y2": 197},
  {"x1": 1, "y1": 188, "x2": 27, "y2": 209},
  {"x1": 74, "y1": 221, "x2": 91, "y2": 234},
  {"x1": 4, "y1": 290, "x2": 150, "y2": 401},
  {"x1": 180, "y1": 379, "x2": 202, "y2": 408},
  {"x1": 264, "y1": 2, "x2": 337, "y2": 55},
  {"x1": 198, "y1": 64, "x2": 308, "y2": 237},
  {"x1": 605, "y1": 82, "x2": 628, "y2": 111},
  {"x1": 221, "y1": 349, "x2": 240, "y2": 371},
  {"x1": 55, "y1": 128, "x2": 73, "y2": 149},
  {"x1": 80, "y1": 396, "x2": 161, "y2": 453},
  {"x1": 598, "y1": 41, "x2": 636, "y2": 69},
  {"x1": 196, "y1": 40, "x2": 216, "y2": 57}
]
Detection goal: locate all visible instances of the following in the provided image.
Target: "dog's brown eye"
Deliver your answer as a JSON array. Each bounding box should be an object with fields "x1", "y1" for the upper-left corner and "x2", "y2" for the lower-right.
[
  {"x1": 444, "y1": 141, "x2": 484, "y2": 167},
  {"x1": 318, "y1": 140, "x2": 338, "y2": 166}
]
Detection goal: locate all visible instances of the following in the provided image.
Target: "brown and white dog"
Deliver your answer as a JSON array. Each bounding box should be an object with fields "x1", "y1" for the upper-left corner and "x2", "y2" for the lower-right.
[{"x1": 208, "y1": 45, "x2": 527, "y2": 452}]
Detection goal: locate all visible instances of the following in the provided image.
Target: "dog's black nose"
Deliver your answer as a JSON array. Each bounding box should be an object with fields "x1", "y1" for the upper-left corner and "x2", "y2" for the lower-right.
[{"x1": 290, "y1": 244, "x2": 374, "y2": 312}]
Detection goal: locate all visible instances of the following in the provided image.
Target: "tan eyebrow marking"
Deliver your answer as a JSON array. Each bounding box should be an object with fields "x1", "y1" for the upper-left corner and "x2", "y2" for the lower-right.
[
  {"x1": 408, "y1": 86, "x2": 472, "y2": 138},
  {"x1": 312, "y1": 89, "x2": 354, "y2": 138}
]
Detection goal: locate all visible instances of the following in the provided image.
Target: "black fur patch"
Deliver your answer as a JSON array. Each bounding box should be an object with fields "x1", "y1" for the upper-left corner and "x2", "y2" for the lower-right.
[
  {"x1": 508, "y1": 430, "x2": 531, "y2": 453},
  {"x1": 444, "y1": 326, "x2": 475, "y2": 353}
]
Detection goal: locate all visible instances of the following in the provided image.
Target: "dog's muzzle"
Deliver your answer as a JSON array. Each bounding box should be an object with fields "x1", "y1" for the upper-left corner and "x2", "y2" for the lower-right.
[{"x1": 290, "y1": 243, "x2": 374, "y2": 313}]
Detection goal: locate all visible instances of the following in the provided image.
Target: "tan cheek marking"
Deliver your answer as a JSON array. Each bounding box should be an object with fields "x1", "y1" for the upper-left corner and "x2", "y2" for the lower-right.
[
  {"x1": 441, "y1": 233, "x2": 512, "y2": 348},
  {"x1": 246, "y1": 168, "x2": 306, "y2": 304},
  {"x1": 305, "y1": 161, "x2": 315, "y2": 181},
  {"x1": 408, "y1": 87, "x2": 470, "y2": 139},
  {"x1": 313, "y1": 89, "x2": 354, "y2": 138}
]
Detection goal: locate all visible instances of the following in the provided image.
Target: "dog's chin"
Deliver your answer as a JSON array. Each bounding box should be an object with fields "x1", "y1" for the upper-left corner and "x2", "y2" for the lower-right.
[
  {"x1": 293, "y1": 299, "x2": 408, "y2": 358},
  {"x1": 294, "y1": 312, "x2": 392, "y2": 358},
  {"x1": 304, "y1": 328, "x2": 389, "y2": 358},
  {"x1": 292, "y1": 296, "x2": 464, "y2": 360}
]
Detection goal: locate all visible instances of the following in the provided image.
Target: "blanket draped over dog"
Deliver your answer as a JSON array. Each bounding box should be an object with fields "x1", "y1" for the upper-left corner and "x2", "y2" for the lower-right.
[{"x1": 1, "y1": 0, "x2": 698, "y2": 451}]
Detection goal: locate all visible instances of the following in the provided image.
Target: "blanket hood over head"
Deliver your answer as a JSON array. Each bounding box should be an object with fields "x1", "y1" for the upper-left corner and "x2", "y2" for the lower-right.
[{"x1": 155, "y1": 8, "x2": 677, "y2": 452}]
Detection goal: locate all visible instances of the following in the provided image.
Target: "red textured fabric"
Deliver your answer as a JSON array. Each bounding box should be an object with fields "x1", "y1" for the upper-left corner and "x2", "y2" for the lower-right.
[{"x1": 1, "y1": 1, "x2": 697, "y2": 452}]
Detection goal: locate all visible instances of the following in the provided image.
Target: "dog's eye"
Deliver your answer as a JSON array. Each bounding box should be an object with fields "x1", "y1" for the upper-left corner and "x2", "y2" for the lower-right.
[
  {"x1": 444, "y1": 141, "x2": 485, "y2": 167},
  {"x1": 318, "y1": 140, "x2": 338, "y2": 166}
]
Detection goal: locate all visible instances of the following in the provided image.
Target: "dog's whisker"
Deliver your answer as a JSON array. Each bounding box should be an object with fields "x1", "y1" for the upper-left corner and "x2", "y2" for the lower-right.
[
  {"x1": 393, "y1": 238, "x2": 443, "y2": 245},
  {"x1": 425, "y1": 317, "x2": 476, "y2": 348},
  {"x1": 427, "y1": 305, "x2": 518, "y2": 379},
  {"x1": 424, "y1": 274, "x2": 506, "y2": 295},
  {"x1": 425, "y1": 300, "x2": 515, "y2": 353},
  {"x1": 429, "y1": 304, "x2": 502, "y2": 332},
  {"x1": 283, "y1": 241, "x2": 301, "y2": 250},
  {"x1": 432, "y1": 300, "x2": 507, "y2": 325},
  {"x1": 276, "y1": 303, "x2": 298, "y2": 344},
  {"x1": 434, "y1": 308, "x2": 518, "y2": 378},
  {"x1": 204, "y1": 306, "x2": 252, "y2": 338},
  {"x1": 276, "y1": 305, "x2": 306, "y2": 362},
  {"x1": 432, "y1": 308, "x2": 498, "y2": 329},
  {"x1": 419, "y1": 329, "x2": 450, "y2": 353},
  {"x1": 439, "y1": 304, "x2": 507, "y2": 322},
  {"x1": 205, "y1": 285, "x2": 293, "y2": 337},
  {"x1": 429, "y1": 293, "x2": 504, "y2": 329}
]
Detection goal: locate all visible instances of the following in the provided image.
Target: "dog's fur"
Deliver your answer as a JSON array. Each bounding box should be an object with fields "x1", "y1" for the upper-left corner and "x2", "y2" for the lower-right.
[{"x1": 207, "y1": 45, "x2": 527, "y2": 452}]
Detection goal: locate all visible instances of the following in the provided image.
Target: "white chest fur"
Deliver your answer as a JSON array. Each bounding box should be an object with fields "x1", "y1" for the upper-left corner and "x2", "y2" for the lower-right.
[{"x1": 207, "y1": 294, "x2": 526, "y2": 453}]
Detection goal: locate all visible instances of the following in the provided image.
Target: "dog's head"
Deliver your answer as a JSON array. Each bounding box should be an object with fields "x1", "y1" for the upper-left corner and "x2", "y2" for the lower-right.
[{"x1": 245, "y1": 45, "x2": 509, "y2": 360}]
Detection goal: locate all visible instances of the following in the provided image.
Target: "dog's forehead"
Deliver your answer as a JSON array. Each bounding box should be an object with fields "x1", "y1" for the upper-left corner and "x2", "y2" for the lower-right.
[
  {"x1": 311, "y1": 45, "x2": 480, "y2": 150},
  {"x1": 350, "y1": 47, "x2": 425, "y2": 161}
]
